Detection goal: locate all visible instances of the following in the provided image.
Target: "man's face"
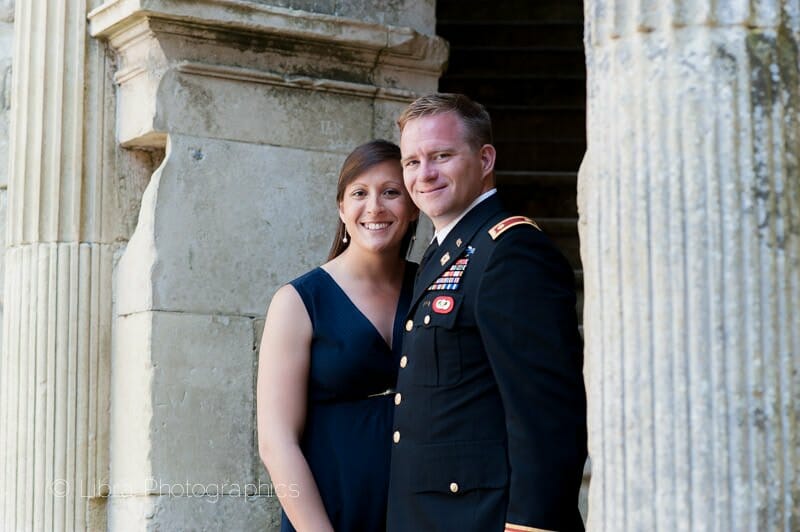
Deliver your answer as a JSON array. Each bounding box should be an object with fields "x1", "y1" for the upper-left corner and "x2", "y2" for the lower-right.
[{"x1": 400, "y1": 112, "x2": 495, "y2": 231}]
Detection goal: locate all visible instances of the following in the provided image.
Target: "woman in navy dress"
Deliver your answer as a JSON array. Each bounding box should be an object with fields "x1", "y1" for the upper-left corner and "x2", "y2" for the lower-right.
[{"x1": 257, "y1": 140, "x2": 419, "y2": 532}]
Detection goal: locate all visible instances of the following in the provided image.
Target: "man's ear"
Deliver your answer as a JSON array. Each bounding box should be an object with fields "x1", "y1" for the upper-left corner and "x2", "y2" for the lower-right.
[{"x1": 479, "y1": 144, "x2": 496, "y2": 178}]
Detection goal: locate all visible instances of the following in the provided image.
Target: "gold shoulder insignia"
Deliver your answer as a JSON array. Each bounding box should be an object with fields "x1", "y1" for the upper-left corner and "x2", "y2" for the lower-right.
[{"x1": 488, "y1": 216, "x2": 541, "y2": 240}]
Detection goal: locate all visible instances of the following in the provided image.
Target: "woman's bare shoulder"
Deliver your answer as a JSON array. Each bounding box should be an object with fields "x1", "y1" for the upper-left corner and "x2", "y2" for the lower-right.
[{"x1": 265, "y1": 283, "x2": 308, "y2": 324}]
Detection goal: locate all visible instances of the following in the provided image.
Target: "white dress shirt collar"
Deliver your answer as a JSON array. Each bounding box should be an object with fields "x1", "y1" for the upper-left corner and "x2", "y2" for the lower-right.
[{"x1": 434, "y1": 188, "x2": 497, "y2": 245}]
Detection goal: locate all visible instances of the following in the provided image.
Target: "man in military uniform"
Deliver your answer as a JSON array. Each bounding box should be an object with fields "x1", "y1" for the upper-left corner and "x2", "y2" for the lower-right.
[{"x1": 387, "y1": 94, "x2": 587, "y2": 532}]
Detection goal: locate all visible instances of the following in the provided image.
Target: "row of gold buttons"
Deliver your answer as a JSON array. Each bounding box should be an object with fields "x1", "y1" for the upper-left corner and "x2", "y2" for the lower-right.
[
  {"x1": 400, "y1": 319, "x2": 459, "y2": 494},
  {"x1": 405, "y1": 316, "x2": 432, "y2": 332}
]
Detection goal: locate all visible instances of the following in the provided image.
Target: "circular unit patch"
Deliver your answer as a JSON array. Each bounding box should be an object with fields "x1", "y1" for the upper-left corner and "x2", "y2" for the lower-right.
[{"x1": 432, "y1": 295, "x2": 455, "y2": 314}]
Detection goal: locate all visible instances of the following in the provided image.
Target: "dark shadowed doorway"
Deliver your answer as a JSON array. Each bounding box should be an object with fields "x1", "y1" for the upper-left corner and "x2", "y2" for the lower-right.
[{"x1": 436, "y1": 0, "x2": 586, "y2": 317}]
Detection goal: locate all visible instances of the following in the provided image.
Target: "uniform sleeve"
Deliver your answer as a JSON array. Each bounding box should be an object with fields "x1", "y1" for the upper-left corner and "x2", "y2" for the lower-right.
[{"x1": 475, "y1": 227, "x2": 587, "y2": 531}]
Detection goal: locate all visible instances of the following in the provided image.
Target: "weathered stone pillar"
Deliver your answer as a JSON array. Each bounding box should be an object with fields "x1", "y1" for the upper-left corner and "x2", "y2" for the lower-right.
[
  {"x1": 0, "y1": 0, "x2": 13, "y2": 350},
  {"x1": 580, "y1": 1, "x2": 799, "y2": 530},
  {"x1": 0, "y1": 0, "x2": 122, "y2": 530},
  {"x1": 88, "y1": 1, "x2": 445, "y2": 529}
]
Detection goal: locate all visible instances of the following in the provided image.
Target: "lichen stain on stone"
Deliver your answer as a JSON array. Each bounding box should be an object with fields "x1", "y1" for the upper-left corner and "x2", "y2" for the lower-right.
[
  {"x1": 1, "y1": 62, "x2": 10, "y2": 111},
  {"x1": 746, "y1": 30, "x2": 800, "y2": 250},
  {"x1": 189, "y1": 147, "x2": 205, "y2": 161},
  {"x1": 177, "y1": 77, "x2": 217, "y2": 133},
  {"x1": 713, "y1": 46, "x2": 738, "y2": 79},
  {"x1": 0, "y1": 1, "x2": 13, "y2": 24},
  {"x1": 332, "y1": 0, "x2": 405, "y2": 25},
  {"x1": 752, "y1": 407, "x2": 767, "y2": 431},
  {"x1": 222, "y1": 30, "x2": 306, "y2": 56}
]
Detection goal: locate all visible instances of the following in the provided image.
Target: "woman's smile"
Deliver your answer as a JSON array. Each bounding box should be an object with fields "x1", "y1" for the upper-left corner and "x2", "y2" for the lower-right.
[{"x1": 362, "y1": 222, "x2": 392, "y2": 231}]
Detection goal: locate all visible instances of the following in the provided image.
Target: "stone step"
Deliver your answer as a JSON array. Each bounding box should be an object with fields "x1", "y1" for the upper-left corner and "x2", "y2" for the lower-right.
[
  {"x1": 438, "y1": 0, "x2": 583, "y2": 22},
  {"x1": 496, "y1": 170, "x2": 578, "y2": 185},
  {"x1": 535, "y1": 217, "x2": 582, "y2": 272},
  {"x1": 496, "y1": 171, "x2": 579, "y2": 219},
  {"x1": 494, "y1": 139, "x2": 586, "y2": 172},
  {"x1": 438, "y1": 21, "x2": 583, "y2": 49},
  {"x1": 440, "y1": 77, "x2": 586, "y2": 109},
  {"x1": 446, "y1": 48, "x2": 586, "y2": 79},
  {"x1": 491, "y1": 107, "x2": 586, "y2": 140}
]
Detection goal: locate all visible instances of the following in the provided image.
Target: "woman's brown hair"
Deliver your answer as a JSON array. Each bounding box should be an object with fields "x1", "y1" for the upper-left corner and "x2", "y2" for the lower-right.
[{"x1": 327, "y1": 140, "x2": 417, "y2": 260}]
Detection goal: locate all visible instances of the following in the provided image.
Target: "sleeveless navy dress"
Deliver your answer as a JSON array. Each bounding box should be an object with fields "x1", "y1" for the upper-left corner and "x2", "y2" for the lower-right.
[{"x1": 280, "y1": 263, "x2": 416, "y2": 532}]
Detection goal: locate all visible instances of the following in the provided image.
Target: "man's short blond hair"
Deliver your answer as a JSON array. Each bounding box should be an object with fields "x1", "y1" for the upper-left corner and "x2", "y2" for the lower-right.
[{"x1": 397, "y1": 93, "x2": 493, "y2": 148}]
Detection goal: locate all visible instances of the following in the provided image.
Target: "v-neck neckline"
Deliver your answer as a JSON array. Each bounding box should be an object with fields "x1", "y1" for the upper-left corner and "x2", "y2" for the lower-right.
[{"x1": 317, "y1": 266, "x2": 408, "y2": 353}]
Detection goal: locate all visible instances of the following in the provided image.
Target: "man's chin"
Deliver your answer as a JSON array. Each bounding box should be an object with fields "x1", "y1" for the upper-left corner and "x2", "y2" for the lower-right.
[{"x1": 416, "y1": 201, "x2": 447, "y2": 219}]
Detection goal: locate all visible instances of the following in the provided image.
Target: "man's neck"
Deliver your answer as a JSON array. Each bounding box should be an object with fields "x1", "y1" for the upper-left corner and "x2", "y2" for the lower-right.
[{"x1": 434, "y1": 188, "x2": 497, "y2": 244}]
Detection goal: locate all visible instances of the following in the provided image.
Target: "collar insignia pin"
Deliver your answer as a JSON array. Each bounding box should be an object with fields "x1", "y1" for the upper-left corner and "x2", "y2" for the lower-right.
[
  {"x1": 456, "y1": 238, "x2": 462, "y2": 247},
  {"x1": 440, "y1": 252, "x2": 450, "y2": 266}
]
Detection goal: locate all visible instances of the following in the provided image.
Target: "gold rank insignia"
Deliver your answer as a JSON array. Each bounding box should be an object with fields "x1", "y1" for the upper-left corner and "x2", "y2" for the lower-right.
[
  {"x1": 456, "y1": 238, "x2": 462, "y2": 247},
  {"x1": 488, "y1": 215, "x2": 541, "y2": 240},
  {"x1": 439, "y1": 252, "x2": 450, "y2": 265}
]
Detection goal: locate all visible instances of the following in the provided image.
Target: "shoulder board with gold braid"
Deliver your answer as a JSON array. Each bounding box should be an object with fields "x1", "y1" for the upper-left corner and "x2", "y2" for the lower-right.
[{"x1": 488, "y1": 216, "x2": 541, "y2": 240}]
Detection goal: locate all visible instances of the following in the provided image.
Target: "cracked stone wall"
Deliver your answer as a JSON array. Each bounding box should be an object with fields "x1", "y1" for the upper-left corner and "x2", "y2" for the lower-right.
[{"x1": 85, "y1": 1, "x2": 446, "y2": 529}]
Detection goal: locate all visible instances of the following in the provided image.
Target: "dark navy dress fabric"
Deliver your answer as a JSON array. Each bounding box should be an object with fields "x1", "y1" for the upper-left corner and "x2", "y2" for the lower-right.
[{"x1": 280, "y1": 263, "x2": 416, "y2": 532}]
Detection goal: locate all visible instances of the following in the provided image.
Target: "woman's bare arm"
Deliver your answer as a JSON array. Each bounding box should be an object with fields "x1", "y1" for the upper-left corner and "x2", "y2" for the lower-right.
[{"x1": 256, "y1": 284, "x2": 334, "y2": 532}]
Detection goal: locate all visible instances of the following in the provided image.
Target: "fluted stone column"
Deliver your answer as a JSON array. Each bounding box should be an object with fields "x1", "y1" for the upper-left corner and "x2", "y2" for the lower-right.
[
  {"x1": 0, "y1": 0, "x2": 125, "y2": 530},
  {"x1": 0, "y1": 0, "x2": 13, "y2": 351},
  {"x1": 580, "y1": 1, "x2": 799, "y2": 530}
]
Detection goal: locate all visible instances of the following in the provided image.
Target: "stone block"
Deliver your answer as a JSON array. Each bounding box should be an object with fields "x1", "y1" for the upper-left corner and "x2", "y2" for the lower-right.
[
  {"x1": 108, "y1": 492, "x2": 280, "y2": 531},
  {"x1": 0, "y1": 189, "x2": 5, "y2": 303},
  {"x1": 155, "y1": 70, "x2": 373, "y2": 153},
  {"x1": 196, "y1": 0, "x2": 434, "y2": 35},
  {"x1": 110, "y1": 312, "x2": 155, "y2": 494},
  {"x1": 0, "y1": 22, "x2": 12, "y2": 188},
  {"x1": 116, "y1": 134, "x2": 344, "y2": 317},
  {"x1": 91, "y1": 2, "x2": 446, "y2": 148},
  {"x1": 252, "y1": 314, "x2": 273, "y2": 491},
  {"x1": 408, "y1": 214, "x2": 433, "y2": 263},
  {"x1": 253, "y1": 317, "x2": 269, "y2": 486},
  {"x1": 371, "y1": 99, "x2": 405, "y2": 143},
  {"x1": 0, "y1": 1, "x2": 12, "y2": 23},
  {"x1": 148, "y1": 311, "x2": 256, "y2": 486},
  {"x1": 112, "y1": 311, "x2": 257, "y2": 492},
  {"x1": 253, "y1": 318, "x2": 266, "y2": 347}
]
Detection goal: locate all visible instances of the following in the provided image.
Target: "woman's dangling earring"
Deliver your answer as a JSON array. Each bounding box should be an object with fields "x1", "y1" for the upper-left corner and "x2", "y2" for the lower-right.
[{"x1": 342, "y1": 229, "x2": 348, "y2": 244}]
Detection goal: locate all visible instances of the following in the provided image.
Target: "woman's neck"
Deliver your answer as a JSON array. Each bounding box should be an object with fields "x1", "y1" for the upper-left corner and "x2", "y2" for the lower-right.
[{"x1": 330, "y1": 246, "x2": 405, "y2": 284}]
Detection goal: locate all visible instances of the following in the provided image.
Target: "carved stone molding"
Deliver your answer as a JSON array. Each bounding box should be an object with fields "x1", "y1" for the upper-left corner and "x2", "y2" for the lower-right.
[{"x1": 88, "y1": 0, "x2": 447, "y2": 147}]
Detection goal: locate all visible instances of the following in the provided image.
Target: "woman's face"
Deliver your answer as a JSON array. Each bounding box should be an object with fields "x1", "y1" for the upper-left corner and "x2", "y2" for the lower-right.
[{"x1": 338, "y1": 160, "x2": 419, "y2": 256}]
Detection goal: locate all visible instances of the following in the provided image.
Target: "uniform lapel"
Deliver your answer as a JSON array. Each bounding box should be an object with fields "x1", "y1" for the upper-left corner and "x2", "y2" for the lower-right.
[{"x1": 411, "y1": 194, "x2": 504, "y2": 307}]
